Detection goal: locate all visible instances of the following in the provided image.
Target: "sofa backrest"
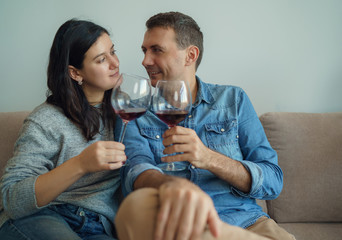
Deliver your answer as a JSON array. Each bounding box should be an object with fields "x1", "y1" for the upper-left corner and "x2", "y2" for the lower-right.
[
  {"x1": 1, "y1": 111, "x2": 341, "y2": 224},
  {"x1": 260, "y1": 112, "x2": 342, "y2": 223},
  {"x1": 0, "y1": 111, "x2": 30, "y2": 176}
]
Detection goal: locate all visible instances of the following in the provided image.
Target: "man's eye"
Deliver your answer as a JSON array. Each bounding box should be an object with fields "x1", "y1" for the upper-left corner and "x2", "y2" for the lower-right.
[{"x1": 111, "y1": 50, "x2": 117, "y2": 55}]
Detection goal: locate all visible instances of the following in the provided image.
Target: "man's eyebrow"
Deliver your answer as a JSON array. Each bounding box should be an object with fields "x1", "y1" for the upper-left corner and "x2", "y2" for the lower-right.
[
  {"x1": 141, "y1": 44, "x2": 164, "y2": 50},
  {"x1": 92, "y1": 44, "x2": 114, "y2": 60}
]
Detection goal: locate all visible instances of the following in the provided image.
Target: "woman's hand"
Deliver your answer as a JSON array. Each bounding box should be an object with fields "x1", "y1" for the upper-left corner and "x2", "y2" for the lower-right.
[
  {"x1": 76, "y1": 141, "x2": 127, "y2": 173},
  {"x1": 35, "y1": 141, "x2": 126, "y2": 207}
]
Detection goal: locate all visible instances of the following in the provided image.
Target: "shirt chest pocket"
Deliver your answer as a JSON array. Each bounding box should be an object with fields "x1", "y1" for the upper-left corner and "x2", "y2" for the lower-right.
[
  {"x1": 140, "y1": 128, "x2": 166, "y2": 160},
  {"x1": 204, "y1": 120, "x2": 242, "y2": 160}
]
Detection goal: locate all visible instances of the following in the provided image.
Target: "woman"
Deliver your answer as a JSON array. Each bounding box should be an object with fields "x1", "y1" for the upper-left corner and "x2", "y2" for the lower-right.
[{"x1": 0, "y1": 19, "x2": 125, "y2": 239}]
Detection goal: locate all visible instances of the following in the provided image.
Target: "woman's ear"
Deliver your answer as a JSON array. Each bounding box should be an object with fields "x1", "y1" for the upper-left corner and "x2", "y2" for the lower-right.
[
  {"x1": 185, "y1": 45, "x2": 199, "y2": 67},
  {"x1": 68, "y1": 65, "x2": 83, "y2": 82}
]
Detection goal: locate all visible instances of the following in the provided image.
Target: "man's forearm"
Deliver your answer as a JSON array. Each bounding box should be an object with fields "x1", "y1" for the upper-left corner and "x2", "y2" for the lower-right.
[
  {"x1": 206, "y1": 149, "x2": 252, "y2": 193},
  {"x1": 133, "y1": 169, "x2": 175, "y2": 190}
]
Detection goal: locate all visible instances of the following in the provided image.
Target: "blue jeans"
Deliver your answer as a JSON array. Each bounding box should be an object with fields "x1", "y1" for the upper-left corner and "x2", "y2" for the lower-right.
[{"x1": 0, "y1": 204, "x2": 116, "y2": 240}]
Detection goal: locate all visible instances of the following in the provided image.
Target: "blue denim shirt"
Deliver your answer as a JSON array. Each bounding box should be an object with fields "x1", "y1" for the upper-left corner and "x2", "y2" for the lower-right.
[{"x1": 120, "y1": 77, "x2": 283, "y2": 228}]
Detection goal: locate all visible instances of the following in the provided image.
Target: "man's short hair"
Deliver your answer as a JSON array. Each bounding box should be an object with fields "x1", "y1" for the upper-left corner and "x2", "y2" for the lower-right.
[{"x1": 146, "y1": 11, "x2": 204, "y2": 70}]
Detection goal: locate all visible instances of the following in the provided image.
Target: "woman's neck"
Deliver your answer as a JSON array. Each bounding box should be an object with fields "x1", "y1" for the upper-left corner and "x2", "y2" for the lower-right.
[{"x1": 83, "y1": 87, "x2": 105, "y2": 106}]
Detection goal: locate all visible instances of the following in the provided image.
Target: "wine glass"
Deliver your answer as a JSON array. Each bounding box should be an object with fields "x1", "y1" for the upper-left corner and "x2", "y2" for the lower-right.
[
  {"x1": 111, "y1": 73, "x2": 151, "y2": 143},
  {"x1": 152, "y1": 80, "x2": 192, "y2": 171}
]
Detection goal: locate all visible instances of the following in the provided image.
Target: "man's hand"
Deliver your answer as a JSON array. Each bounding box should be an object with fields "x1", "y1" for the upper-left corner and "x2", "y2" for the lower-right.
[
  {"x1": 155, "y1": 178, "x2": 221, "y2": 240},
  {"x1": 162, "y1": 126, "x2": 215, "y2": 169},
  {"x1": 162, "y1": 126, "x2": 252, "y2": 193}
]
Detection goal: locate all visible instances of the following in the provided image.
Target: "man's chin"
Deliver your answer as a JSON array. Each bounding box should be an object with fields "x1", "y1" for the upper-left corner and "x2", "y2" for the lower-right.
[
  {"x1": 151, "y1": 79, "x2": 159, "y2": 87},
  {"x1": 148, "y1": 75, "x2": 162, "y2": 86}
]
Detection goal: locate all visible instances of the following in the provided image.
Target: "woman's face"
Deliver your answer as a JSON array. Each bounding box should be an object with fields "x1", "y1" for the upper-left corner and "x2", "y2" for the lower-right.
[{"x1": 77, "y1": 33, "x2": 120, "y2": 103}]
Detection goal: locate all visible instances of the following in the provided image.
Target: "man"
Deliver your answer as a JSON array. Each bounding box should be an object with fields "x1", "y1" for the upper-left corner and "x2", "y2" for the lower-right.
[{"x1": 115, "y1": 11, "x2": 294, "y2": 240}]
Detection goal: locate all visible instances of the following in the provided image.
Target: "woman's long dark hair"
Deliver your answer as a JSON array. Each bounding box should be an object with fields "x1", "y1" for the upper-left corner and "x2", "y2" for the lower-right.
[{"x1": 46, "y1": 19, "x2": 115, "y2": 140}]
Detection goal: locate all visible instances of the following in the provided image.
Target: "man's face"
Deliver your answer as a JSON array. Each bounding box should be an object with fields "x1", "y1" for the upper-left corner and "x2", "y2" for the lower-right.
[{"x1": 141, "y1": 27, "x2": 188, "y2": 87}]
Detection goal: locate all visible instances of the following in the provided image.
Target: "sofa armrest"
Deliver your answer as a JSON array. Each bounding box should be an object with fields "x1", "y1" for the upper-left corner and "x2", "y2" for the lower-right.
[{"x1": 0, "y1": 111, "x2": 30, "y2": 176}]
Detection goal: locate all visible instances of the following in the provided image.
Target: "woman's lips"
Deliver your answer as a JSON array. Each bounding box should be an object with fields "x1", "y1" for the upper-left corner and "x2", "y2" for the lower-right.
[{"x1": 110, "y1": 71, "x2": 119, "y2": 78}]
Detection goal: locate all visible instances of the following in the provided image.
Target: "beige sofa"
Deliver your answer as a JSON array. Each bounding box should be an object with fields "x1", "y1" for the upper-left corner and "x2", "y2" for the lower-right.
[
  {"x1": 259, "y1": 112, "x2": 342, "y2": 240},
  {"x1": 1, "y1": 111, "x2": 341, "y2": 239}
]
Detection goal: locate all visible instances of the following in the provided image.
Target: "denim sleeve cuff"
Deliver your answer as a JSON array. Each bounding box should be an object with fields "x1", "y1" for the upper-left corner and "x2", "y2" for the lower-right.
[
  {"x1": 124, "y1": 163, "x2": 163, "y2": 195},
  {"x1": 231, "y1": 161, "x2": 263, "y2": 197}
]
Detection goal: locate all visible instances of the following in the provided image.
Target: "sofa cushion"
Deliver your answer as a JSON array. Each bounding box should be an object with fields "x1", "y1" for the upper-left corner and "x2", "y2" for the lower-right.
[
  {"x1": 279, "y1": 223, "x2": 342, "y2": 240},
  {"x1": 0, "y1": 111, "x2": 30, "y2": 176},
  {"x1": 259, "y1": 112, "x2": 342, "y2": 223}
]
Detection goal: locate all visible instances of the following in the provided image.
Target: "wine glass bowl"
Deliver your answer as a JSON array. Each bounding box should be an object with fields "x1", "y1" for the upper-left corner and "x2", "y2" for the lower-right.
[
  {"x1": 155, "y1": 110, "x2": 190, "y2": 127},
  {"x1": 111, "y1": 73, "x2": 151, "y2": 142},
  {"x1": 152, "y1": 80, "x2": 192, "y2": 171}
]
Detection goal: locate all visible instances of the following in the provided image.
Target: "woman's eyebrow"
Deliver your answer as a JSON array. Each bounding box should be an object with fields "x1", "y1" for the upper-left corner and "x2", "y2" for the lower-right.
[{"x1": 92, "y1": 44, "x2": 115, "y2": 60}]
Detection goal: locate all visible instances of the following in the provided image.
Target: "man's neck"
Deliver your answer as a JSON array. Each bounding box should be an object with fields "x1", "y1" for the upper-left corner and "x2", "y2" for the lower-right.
[{"x1": 189, "y1": 75, "x2": 198, "y2": 104}]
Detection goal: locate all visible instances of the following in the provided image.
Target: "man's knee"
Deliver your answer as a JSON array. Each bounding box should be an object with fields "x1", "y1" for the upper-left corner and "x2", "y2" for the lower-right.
[
  {"x1": 117, "y1": 188, "x2": 158, "y2": 216},
  {"x1": 115, "y1": 188, "x2": 159, "y2": 240}
]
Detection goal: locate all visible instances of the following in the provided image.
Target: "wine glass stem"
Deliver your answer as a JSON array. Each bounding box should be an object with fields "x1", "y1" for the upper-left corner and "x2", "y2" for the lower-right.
[
  {"x1": 167, "y1": 162, "x2": 175, "y2": 171},
  {"x1": 120, "y1": 122, "x2": 128, "y2": 143},
  {"x1": 166, "y1": 125, "x2": 174, "y2": 170}
]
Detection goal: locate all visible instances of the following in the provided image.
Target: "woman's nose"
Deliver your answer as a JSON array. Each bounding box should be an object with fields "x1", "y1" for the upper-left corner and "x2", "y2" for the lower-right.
[{"x1": 110, "y1": 55, "x2": 119, "y2": 69}]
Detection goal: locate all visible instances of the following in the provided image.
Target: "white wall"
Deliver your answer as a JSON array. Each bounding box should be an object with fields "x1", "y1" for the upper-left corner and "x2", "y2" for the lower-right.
[{"x1": 1, "y1": 0, "x2": 341, "y2": 115}]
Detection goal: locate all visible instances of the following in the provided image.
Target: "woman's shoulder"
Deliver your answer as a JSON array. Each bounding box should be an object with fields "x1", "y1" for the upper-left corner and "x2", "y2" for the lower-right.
[
  {"x1": 21, "y1": 102, "x2": 82, "y2": 141},
  {"x1": 28, "y1": 102, "x2": 64, "y2": 120},
  {"x1": 26, "y1": 102, "x2": 72, "y2": 129}
]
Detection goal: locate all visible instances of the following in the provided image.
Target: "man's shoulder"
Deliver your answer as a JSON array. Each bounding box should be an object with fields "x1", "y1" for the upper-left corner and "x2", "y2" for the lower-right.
[
  {"x1": 205, "y1": 81, "x2": 243, "y2": 93},
  {"x1": 197, "y1": 80, "x2": 249, "y2": 110},
  {"x1": 202, "y1": 81, "x2": 245, "y2": 100}
]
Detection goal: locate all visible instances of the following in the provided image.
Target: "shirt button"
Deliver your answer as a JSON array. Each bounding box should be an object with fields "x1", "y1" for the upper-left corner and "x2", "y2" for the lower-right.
[
  {"x1": 188, "y1": 115, "x2": 192, "y2": 118},
  {"x1": 191, "y1": 165, "x2": 196, "y2": 169},
  {"x1": 220, "y1": 128, "x2": 225, "y2": 132},
  {"x1": 236, "y1": 135, "x2": 239, "y2": 139},
  {"x1": 79, "y1": 211, "x2": 85, "y2": 217},
  {"x1": 156, "y1": 135, "x2": 160, "y2": 139}
]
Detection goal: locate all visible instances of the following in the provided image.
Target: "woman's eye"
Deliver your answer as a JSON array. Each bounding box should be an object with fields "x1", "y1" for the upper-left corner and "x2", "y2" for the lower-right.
[{"x1": 99, "y1": 57, "x2": 105, "y2": 63}]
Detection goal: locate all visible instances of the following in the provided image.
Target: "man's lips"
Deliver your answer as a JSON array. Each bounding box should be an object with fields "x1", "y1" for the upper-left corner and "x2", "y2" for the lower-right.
[{"x1": 147, "y1": 70, "x2": 161, "y2": 77}]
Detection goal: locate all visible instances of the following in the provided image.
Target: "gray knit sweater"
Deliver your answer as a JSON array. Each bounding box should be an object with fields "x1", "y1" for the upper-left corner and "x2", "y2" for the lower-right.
[{"x1": 0, "y1": 102, "x2": 121, "y2": 229}]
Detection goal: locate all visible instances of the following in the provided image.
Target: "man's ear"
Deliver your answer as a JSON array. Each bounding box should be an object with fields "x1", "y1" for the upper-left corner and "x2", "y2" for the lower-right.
[
  {"x1": 185, "y1": 45, "x2": 199, "y2": 67},
  {"x1": 68, "y1": 65, "x2": 83, "y2": 82}
]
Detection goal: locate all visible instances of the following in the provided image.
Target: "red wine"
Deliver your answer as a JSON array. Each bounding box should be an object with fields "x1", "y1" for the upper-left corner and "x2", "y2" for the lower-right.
[
  {"x1": 116, "y1": 108, "x2": 146, "y2": 122},
  {"x1": 156, "y1": 110, "x2": 189, "y2": 127}
]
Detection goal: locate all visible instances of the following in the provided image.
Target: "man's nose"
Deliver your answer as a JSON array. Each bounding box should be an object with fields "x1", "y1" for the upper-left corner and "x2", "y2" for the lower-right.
[{"x1": 142, "y1": 52, "x2": 153, "y2": 67}]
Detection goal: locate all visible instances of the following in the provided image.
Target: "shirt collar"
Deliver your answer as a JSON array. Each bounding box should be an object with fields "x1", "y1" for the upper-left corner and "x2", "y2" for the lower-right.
[{"x1": 193, "y1": 76, "x2": 215, "y2": 107}]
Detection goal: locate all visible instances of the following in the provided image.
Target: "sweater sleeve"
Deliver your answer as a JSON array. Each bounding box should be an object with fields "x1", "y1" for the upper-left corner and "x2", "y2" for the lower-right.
[{"x1": 0, "y1": 117, "x2": 59, "y2": 219}]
